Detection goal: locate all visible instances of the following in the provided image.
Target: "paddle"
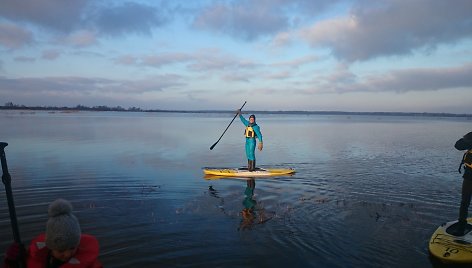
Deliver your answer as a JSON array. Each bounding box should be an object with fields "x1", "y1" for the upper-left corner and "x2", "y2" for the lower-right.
[
  {"x1": 210, "y1": 101, "x2": 247, "y2": 150},
  {"x1": 1, "y1": 142, "x2": 26, "y2": 267}
]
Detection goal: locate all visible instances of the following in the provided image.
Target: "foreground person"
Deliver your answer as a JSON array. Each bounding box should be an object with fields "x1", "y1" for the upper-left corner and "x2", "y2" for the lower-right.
[
  {"x1": 449, "y1": 132, "x2": 472, "y2": 236},
  {"x1": 4, "y1": 198, "x2": 102, "y2": 268}
]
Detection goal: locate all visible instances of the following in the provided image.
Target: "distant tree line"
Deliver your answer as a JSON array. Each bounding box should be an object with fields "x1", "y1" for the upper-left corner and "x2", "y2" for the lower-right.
[
  {"x1": 1, "y1": 102, "x2": 144, "y2": 112},
  {"x1": 1, "y1": 101, "x2": 471, "y2": 118}
]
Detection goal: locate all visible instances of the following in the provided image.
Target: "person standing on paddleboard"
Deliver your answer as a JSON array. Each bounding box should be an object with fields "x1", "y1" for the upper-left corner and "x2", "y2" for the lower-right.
[
  {"x1": 452, "y1": 131, "x2": 472, "y2": 236},
  {"x1": 236, "y1": 109, "x2": 263, "y2": 171}
]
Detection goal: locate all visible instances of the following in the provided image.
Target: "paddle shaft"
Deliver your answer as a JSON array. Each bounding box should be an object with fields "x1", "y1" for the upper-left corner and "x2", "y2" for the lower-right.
[
  {"x1": 210, "y1": 101, "x2": 246, "y2": 150},
  {"x1": 1, "y1": 142, "x2": 26, "y2": 267}
]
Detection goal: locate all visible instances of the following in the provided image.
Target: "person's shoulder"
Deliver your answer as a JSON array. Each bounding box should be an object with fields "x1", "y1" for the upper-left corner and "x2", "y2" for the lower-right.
[
  {"x1": 31, "y1": 233, "x2": 46, "y2": 242},
  {"x1": 75, "y1": 234, "x2": 101, "y2": 265},
  {"x1": 27, "y1": 234, "x2": 49, "y2": 265},
  {"x1": 81, "y1": 234, "x2": 98, "y2": 240},
  {"x1": 29, "y1": 233, "x2": 47, "y2": 251},
  {"x1": 80, "y1": 234, "x2": 100, "y2": 247}
]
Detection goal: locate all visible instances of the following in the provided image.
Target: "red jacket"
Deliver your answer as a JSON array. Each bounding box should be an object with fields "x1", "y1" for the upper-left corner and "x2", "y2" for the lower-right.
[{"x1": 27, "y1": 233, "x2": 102, "y2": 268}]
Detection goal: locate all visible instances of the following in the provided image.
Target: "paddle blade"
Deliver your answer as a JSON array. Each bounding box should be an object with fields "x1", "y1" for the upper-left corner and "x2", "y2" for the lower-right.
[{"x1": 210, "y1": 142, "x2": 217, "y2": 150}]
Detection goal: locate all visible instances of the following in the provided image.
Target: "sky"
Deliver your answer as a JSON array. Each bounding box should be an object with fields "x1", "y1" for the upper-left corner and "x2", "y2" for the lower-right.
[{"x1": 0, "y1": 0, "x2": 471, "y2": 113}]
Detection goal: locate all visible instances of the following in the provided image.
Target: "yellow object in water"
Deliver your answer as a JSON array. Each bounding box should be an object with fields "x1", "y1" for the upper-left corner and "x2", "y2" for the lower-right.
[
  {"x1": 202, "y1": 167, "x2": 295, "y2": 177},
  {"x1": 429, "y1": 218, "x2": 472, "y2": 264}
]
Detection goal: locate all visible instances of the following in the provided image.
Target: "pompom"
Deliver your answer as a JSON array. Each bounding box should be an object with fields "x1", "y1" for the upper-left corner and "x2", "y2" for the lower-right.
[{"x1": 48, "y1": 198, "x2": 73, "y2": 217}]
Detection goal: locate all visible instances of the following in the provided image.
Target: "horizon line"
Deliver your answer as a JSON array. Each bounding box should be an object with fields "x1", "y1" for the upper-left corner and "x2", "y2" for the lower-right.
[{"x1": 1, "y1": 104, "x2": 471, "y2": 117}]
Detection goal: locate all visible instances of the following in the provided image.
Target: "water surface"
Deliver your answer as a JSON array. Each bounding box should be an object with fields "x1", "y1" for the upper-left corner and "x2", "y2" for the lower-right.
[{"x1": 0, "y1": 110, "x2": 471, "y2": 267}]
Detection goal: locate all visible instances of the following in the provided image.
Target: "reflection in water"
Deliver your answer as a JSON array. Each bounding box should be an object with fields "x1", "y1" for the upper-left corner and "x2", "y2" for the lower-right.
[
  {"x1": 208, "y1": 185, "x2": 219, "y2": 198},
  {"x1": 239, "y1": 179, "x2": 273, "y2": 231},
  {"x1": 204, "y1": 178, "x2": 275, "y2": 231}
]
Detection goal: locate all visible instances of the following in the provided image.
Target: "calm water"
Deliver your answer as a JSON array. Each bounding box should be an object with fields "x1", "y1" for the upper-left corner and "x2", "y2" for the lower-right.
[{"x1": 0, "y1": 110, "x2": 471, "y2": 267}]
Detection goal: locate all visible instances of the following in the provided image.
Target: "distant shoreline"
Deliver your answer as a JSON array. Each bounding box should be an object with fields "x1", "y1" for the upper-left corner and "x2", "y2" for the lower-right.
[{"x1": 1, "y1": 104, "x2": 471, "y2": 118}]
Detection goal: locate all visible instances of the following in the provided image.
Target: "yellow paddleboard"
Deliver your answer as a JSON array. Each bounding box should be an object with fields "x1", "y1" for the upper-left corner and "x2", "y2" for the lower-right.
[
  {"x1": 202, "y1": 167, "x2": 295, "y2": 177},
  {"x1": 429, "y1": 218, "x2": 472, "y2": 264}
]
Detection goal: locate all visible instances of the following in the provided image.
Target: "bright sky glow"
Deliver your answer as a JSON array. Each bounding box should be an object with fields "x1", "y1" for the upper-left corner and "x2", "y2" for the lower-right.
[{"x1": 0, "y1": 0, "x2": 471, "y2": 113}]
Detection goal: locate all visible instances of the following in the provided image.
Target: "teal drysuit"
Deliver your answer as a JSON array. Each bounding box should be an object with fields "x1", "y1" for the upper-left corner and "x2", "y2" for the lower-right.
[
  {"x1": 243, "y1": 181, "x2": 256, "y2": 209},
  {"x1": 239, "y1": 114, "x2": 263, "y2": 161}
]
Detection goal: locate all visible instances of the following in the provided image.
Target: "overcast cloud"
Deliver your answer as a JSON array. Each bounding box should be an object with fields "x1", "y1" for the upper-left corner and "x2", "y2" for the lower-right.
[{"x1": 300, "y1": 0, "x2": 472, "y2": 61}]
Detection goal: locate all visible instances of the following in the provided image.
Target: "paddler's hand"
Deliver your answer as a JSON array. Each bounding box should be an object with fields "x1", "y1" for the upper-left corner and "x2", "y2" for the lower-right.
[
  {"x1": 236, "y1": 109, "x2": 241, "y2": 115},
  {"x1": 258, "y1": 142, "x2": 263, "y2": 151},
  {"x1": 4, "y1": 242, "x2": 24, "y2": 266}
]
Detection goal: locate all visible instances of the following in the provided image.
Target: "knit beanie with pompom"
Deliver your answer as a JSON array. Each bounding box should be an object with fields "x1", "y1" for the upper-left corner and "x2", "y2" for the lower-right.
[{"x1": 45, "y1": 199, "x2": 81, "y2": 251}]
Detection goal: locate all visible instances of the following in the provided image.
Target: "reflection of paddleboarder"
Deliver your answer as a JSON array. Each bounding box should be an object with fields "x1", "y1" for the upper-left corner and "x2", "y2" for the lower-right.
[
  {"x1": 240, "y1": 179, "x2": 257, "y2": 230},
  {"x1": 239, "y1": 179, "x2": 272, "y2": 231},
  {"x1": 236, "y1": 110, "x2": 263, "y2": 172}
]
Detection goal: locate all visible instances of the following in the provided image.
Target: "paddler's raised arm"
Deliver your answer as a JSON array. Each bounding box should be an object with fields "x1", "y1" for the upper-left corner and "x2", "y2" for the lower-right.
[{"x1": 237, "y1": 110, "x2": 249, "y2": 126}]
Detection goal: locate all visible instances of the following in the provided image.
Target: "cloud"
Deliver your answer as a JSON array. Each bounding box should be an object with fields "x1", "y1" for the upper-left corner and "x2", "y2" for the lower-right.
[
  {"x1": 271, "y1": 31, "x2": 294, "y2": 47},
  {"x1": 300, "y1": 0, "x2": 472, "y2": 61},
  {"x1": 0, "y1": 0, "x2": 170, "y2": 44},
  {"x1": 124, "y1": 75, "x2": 185, "y2": 93},
  {"x1": 14, "y1": 56, "x2": 36, "y2": 62},
  {"x1": 193, "y1": 0, "x2": 288, "y2": 40},
  {"x1": 0, "y1": 75, "x2": 185, "y2": 98},
  {"x1": 114, "y1": 55, "x2": 139, "y2": 65},
  {"x1": 112, "y1": 49, "x2": 316, "y2": 84},
  {"x1": 114, "y1": 49, "x2": 259, "y2": 73},
  {"x1": 359, "y1": 63, "x2": 472, "y2": 93},
  {"x1": 41, "y1": 49, "x2": 61, "y2": 60},
  {"x1": 270, "y1": 55, "x2": 318, "y2": 68},
  {"x1": 222, "y1": 73, "x2": 251, "y2": 82},
  {"x1": 302, "y1": 63, "x2": 472, "y2": 94},
  {"x1": 0, "y1": 75, "x2": 188, "y2": 108},
  {"x1": 141, "y1": 53, "x2": 193, "y2": 67},
  {"x1": 61, "y1": 30, "x2": 98, "y2": 47},
  {"x1": 187, "y1": 49, "x2": 258, "y2": 72},
  {"x1": 192, "y1": 0, "x2": 342, "y2": 41},
  {"x1": 0, "y1": 0, "x2": 88, "y2": 32},
  {"x1": 90, "y1": 2, "x2": 168, "y2": 36},
  {"x1": 0, "y1": 23, "x2": 34, "y2": 49},
  {"x1": 264, "y1": 71, "x2": 291, "y2": 80},
  {"x1": 187, "y1": 55, "x2": 239, "y2": 72},
  {"x1": 114, "y1": 52, "x2": 194, "y2": 68}
]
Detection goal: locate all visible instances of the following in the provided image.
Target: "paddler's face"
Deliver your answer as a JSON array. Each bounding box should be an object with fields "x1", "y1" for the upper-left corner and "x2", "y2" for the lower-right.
[
  {"x1": 249, "y1": 117, "x2": 255, "y2": 124},
  {"x1": 51, "y1": 247, "x2": 78, "y2": 262}
]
